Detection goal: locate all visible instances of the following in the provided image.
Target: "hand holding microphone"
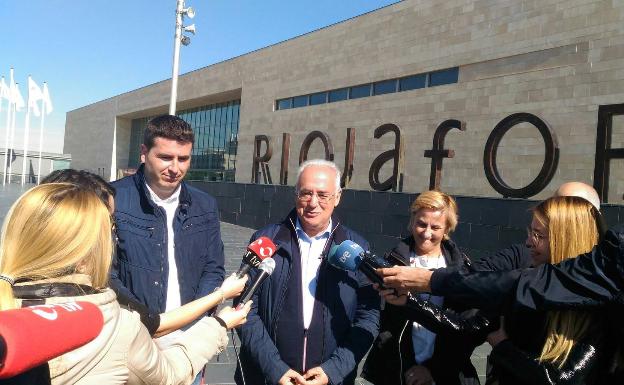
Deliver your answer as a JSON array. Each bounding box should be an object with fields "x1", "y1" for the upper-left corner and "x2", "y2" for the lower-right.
[
  {"x1": 213, "y1": 257, "x2": 278, "y2": 329},
  {"x1": 219, "y1": 273, "x2": 248, "y2": 300},
  {"x1": 237, "y1": 257, "x2": 276, "y2": 308},
  {"x1": 215, "y1": 302, "x2": 253, "y2": 329},
  {"x1": 375, "y1": 286, "x2": 410, "y2": 306}
]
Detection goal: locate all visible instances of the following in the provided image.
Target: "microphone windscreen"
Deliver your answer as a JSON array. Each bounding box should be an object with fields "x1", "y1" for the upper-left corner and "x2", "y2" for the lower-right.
[
  {"x1": 238, "y1": 258, "x2": 276, "y2": 305},
  {"x1": 247, "y1": 237, "x2": 277, "y2": 260},
  {"x1": 258, "y1": 257, "x2": 276, "y2": 274},
  {"x1": 0, "y1": 301, "x2": 104, "y2": 379},
  {"x1": 328, "y1": 240, "x2": 364, "y2": 271},
  {"x1": 329, "y1": 244, "x2": 338, "y2": 260}
]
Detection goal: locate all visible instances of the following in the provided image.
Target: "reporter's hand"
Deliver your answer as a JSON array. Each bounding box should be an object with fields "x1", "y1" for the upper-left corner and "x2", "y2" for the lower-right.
[
  {"x1": 373, "y1": 284, "x2": 409, "y2": 306},
  {"x1": 404, "y1": 364, "x2": 433, "y2": 385},
  {"x1": 377, "y1": 266, "x2": 433, "y2": 292},
  {"x1": 215, "y1": 302, "x2": 252, "y2": 329},
  {"x1": 278, "y1": 369, "x2": 306, "y2": 385},
  {"x1": 219, "y1": 273, "x2": 248, "y2": 299},
  {"x1": 486, "y1": 316, "x2": 508, "y2": 347}
]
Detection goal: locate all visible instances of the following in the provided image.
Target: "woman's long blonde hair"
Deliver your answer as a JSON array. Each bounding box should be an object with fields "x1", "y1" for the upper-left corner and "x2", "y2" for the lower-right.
[
  {"x1": 533, "y1": 196, "x2": 602, "y2": 367},
  {"x1": 0, "y1": 183, "x2": 112, "y2": 310}
]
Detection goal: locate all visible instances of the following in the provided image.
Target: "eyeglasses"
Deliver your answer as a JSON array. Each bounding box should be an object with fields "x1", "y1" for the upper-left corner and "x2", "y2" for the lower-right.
[
  {"x1": 527, "y1": 227, "x2": 548, "y2": 245},
  {"x1": 296, "y1": 190, "x2": 336, "y2": 204}
]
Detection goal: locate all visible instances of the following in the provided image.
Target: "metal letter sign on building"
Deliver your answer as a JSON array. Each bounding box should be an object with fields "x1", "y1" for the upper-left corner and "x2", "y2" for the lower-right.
[{"x1": 251, "y1": 111, "x2": 567, "y2": 199}]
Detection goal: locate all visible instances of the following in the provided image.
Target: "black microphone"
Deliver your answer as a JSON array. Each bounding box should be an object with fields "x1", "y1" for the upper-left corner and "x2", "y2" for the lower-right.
[
  {"x1": 236, "y1": 237, "x2": 277, "y2": 278},
  {"x1": 237, "y1": 258, "x2": 276, "y2": 306}
]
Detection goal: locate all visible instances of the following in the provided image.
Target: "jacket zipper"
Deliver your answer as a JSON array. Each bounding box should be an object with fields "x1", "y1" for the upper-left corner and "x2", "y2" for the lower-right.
[
  {"x1": 283, "y1": 218, "x2": 340, "y2": 372},
  {"x1": 157, "y1": 206, "x2": 168, "y2": 310},
  {"x1": 302, "y1": 328, "x2": 308, "y2": 372},
  {"x1": 398, "y1": 320, "x2": 410, "y2": 385}
]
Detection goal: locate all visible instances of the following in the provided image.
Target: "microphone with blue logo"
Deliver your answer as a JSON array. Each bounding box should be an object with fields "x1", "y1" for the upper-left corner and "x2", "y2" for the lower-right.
[{"x1": 328, "y1": 240, "x2": 394, "y2": 289}]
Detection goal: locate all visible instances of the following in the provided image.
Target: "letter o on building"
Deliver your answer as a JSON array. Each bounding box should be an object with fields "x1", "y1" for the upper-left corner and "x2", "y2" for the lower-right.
[{"x1": 483, "y1": 113, "x2": 559, "y2": 198}]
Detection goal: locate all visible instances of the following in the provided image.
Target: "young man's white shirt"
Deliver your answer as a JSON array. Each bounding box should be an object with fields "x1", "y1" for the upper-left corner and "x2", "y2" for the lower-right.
[{"x1": 146, "y1": 183, "x2": 182, "y2": 347}]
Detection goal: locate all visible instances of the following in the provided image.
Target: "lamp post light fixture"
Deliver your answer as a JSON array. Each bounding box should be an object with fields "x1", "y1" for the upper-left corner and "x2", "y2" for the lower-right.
[{"x1": 169, "y1": 0, "x2": 195, "y2": 115}]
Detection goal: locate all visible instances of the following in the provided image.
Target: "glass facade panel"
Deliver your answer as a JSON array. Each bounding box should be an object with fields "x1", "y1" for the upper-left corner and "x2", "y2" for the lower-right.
[
  {"x1": 373, "y1": 80, "x2": 397, "y2": 95},
  {"x1": 128, "y1": 99, "x2": 241, "y2": 182},
  {"x1": 399, "y1": 74, "x2": 427, "y2": 91},
  {"x1": 53, "y1": 159, "x2": 71, "y2": 170},
  {"x1": 293, "y1": 95, "x2": 309, "y2": 108},
  {"x1": 277, "y1": 98, "x2": 292, "y2": 110},
  {"x1": 349, "y1": 84, "x2": 371, "y2": 99},
  {"x1": 328, "y1": 88, "x2": 348, "y2": 102},
  {"x1": 275, "y1": 67, "x2": 459, "y2": 110},
  {"x1": 309, "y1": 92, "x2": 327, "y2": 105},
  {"x1": 128, "y1": 117, "x2": 149, "y2": 168},
  {"x1": 429, "y1": 67, "x2": 459, "y2": 87}
]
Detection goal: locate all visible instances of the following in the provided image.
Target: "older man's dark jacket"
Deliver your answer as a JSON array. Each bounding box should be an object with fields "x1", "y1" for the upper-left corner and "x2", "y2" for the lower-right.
[
  {"x1": 110, "y1": 165, "x2": 225, "y2": 313},
  {"x1": 234, "y1": 210, "x2": 380, "y2": 385}
]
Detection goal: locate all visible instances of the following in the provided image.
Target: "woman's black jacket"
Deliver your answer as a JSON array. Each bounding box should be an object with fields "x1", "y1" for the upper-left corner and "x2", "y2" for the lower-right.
[
  {"x1": 361, "y1": 236, "x2": 485, "y2": 385},
  {"x1": 362, "y1": 238, "x2": 609, "y2": 385}
]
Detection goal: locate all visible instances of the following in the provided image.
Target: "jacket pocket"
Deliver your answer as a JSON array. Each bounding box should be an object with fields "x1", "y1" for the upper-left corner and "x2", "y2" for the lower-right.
[
  {"x1": 181, "y1": 213, "x2": 215, "y2": 235},
  {"x1": 116, "y1": 217, "x2": 155, "y2": 239},
  {"x1": 115, "y1": 215, "x2": 162, "y2": 272}
]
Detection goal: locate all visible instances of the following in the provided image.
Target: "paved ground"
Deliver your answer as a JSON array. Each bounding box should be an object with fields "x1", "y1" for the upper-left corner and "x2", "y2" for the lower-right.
[{"x1": 0, "y1": 184, "x2": 490, "y2": 384}]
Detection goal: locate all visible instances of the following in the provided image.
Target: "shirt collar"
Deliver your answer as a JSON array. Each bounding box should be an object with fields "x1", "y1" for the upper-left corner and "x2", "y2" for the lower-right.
[
  {"x1": 295, "y1": 217, "x2": 332, "y2": 241},
  {"x1": 145, "y1": 182, "x2": 181, "y2": 205}
]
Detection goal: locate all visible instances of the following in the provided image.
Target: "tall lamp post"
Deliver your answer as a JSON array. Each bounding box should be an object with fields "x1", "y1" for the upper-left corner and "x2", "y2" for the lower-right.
[{"x1": 169, "y1": 0, "x2": 195, "y2": 115}]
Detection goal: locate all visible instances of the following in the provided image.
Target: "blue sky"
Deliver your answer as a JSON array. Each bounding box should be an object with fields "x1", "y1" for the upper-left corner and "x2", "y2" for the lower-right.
[{"x1": 1, "y1": 0, "x2": 400, "y2": 153}]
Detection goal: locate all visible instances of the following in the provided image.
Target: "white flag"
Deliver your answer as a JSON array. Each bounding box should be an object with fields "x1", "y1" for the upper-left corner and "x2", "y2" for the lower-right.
[
  {"x1": 42, "y1": 82, "x2": 53, "y2": 114},
  {"x1": 0, "y1": 77, "x2": 9, "y2": 101},
  {"x1": 11, "y1": 81, "x2": 24, "y2": 112},
  {"x1": 28, "y1": 77, "x2": 44, "y2": 117}
]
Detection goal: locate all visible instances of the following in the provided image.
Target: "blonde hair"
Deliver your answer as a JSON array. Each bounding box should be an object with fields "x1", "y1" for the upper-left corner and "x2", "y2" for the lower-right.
[
  {"x1": 533, "y1": 196, "x2": 602, "y2": 367},
  {"x1": 0, "y1": 183, "x2": 112, "y2": 310},
  {"x1": 409, "y1": 190, "x2": 458, "y2": 239}
]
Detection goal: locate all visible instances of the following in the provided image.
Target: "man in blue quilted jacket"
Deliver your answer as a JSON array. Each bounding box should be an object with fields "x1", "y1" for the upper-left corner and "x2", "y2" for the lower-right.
[
  {"x1": 235, "y1": 159, "x2": 380, "y2": 385},
  {"x1": 110, "y1": 115, "x2": 225, "y2": 330}
]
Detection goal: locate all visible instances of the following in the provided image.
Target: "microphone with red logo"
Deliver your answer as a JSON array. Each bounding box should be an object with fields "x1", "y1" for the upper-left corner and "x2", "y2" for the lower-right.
[
  {"x1": 235, "y1": 237, "x2": 277, "y2": 278},
  {"x1": 237, "y1": 258, "x2": 276, "y2": 307},
  {"x1": 0, "y1": 301, "x2": 104, "y2": 379}
]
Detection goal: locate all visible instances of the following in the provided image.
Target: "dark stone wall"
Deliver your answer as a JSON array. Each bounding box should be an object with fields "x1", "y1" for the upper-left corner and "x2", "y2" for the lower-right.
[{"x1": 190, "y1": 181, "x2": 624, "y2": 259}]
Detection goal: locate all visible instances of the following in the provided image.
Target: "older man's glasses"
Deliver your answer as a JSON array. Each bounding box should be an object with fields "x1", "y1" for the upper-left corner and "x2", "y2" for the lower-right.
[
  {"x1": 296, "y1": 190, "x2": 336, "y2": 204},
  {"x1": 527, "y1": 227, "x2": 548, "y2": 245}
]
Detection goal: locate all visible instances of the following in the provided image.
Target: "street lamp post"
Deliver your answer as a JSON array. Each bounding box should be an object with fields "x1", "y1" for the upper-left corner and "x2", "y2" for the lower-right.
[{"x1": 169, "y1": 0, "x2": 195, "y2": 115}]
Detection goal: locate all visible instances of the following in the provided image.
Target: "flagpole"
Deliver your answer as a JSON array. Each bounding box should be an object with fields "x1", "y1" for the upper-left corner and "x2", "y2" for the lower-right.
[
  {"x1": 1, "y1": 94, "x2": 10, "y2": 185},
  {"x1": 2, "y1": 75, "x2": 12, "y2": 186},
  {"x1": 21, "y1": 105, "x2": 31, "y2": 185},
  {"x1": 20, "y1": 76, "x2": 34, "y2": 186},
  {"x1": 36, "y1": 94, "x2": 46, "y2": 184},
  {"x1": 7, "y1": 81, "x2": 19, "y2": 185}
]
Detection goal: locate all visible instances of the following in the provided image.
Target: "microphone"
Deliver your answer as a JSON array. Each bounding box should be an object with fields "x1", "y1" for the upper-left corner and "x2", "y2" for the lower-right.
[
  {"x1": 328, "y1": 240, "x2": 394, "y2": 288},
  {"x1": 0, "y1": 301, "x2": 104, "y2": 379},
  {"x1": 236, "y1": 236, "x2": 277, "y2": 278},
  {"x1": 237, "y1": 258, "x2": 276, "y2": 306}
]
